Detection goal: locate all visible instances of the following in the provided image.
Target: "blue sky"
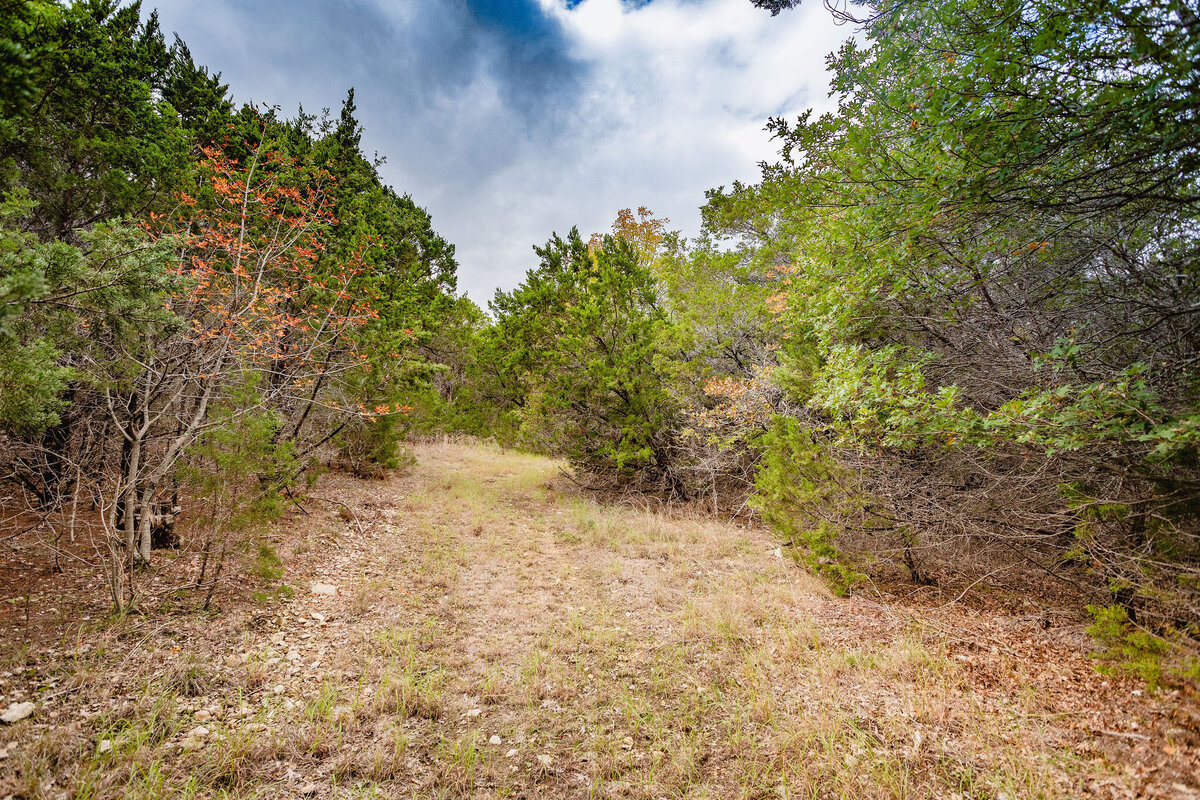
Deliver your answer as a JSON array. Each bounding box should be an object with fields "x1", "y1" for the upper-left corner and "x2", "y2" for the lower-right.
[{"x1": 146, "y1": 0, "x2": 849, "y2": 302}]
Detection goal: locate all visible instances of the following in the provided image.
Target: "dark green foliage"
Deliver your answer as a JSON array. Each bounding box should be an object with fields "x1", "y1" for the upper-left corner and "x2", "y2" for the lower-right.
[
  {"x1": 748, "y1": 0, "x2": 802, "y2": 15},
  {"x1": 751, "y1": 417, "x2": 865, "y2": 594},
  {"x1": 334, "y1": 87, "x2": 362, "y2": 153},
  {"x1": 0, "y1": 336, "x2": 67, "y2": 433},
  {"x1": 0, "y1": 1, "x2": 38, "y2": 113},
  {"x1": 0, "y1": 192, "x2": 173, "y2": 432},
  {"x1": 0, "y1": 1, "x2": 197, "y2": 241},
  {"x1": 403, "y1": 295, "x2": 522, "y2": 440},
  {"x1": 336, "y1": 412, "x2": 417, "y2": 477},
  {"x1": 0, "y1": 197, "x2": 68, "y2": 431},
  {"x1": 162, "y1": 36, "x2": 233, "y2": 142},
  {"x1": 489, "y1": 230, "x2": 684, "y2": 492}
]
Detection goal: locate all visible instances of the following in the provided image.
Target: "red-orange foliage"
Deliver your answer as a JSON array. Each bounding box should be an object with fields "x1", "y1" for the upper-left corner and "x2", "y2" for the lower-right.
[
  {"x1": 150, "y1": 130, "x2": 404, "y2": 420},
  {"x1": 690, "y1": 364, "x2": 777, "y2": 434}
]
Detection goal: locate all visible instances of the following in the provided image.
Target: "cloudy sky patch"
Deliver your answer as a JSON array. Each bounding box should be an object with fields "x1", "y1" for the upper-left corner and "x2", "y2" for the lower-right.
[{"x1": 146, "y1": 0, "x2": 850, "y2": 301}]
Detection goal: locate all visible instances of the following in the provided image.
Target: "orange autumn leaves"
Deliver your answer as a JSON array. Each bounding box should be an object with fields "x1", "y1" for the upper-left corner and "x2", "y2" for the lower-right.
[
  {"x1": 690, "y1": 364, "x2": 778, "y2": 435},
  {"x1": 589, "y1": 206, "x2": 669, "y2": 267},
  {"x1": 148, "y1": 131, "x2": 407, "y2": 420},
  {"x1": 765, "y1": 263, "x2": 798, "y2": 315}
]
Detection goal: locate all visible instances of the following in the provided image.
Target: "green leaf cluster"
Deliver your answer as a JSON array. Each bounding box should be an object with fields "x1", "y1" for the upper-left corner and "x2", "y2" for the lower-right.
[{"x1": 486, "y1": 229, "x2": 683, "y2": 490}]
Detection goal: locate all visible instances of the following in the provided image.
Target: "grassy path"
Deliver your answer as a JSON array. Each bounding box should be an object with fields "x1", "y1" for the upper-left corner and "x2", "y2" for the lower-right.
[{"x1": 3, "y1": 441, "x2": 1192, "y2": 799}]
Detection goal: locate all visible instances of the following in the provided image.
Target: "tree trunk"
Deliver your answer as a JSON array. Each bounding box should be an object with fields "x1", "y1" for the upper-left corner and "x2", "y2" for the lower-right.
[{"x1": 137, "y1": 487, "x2": 154, "y2": 562}]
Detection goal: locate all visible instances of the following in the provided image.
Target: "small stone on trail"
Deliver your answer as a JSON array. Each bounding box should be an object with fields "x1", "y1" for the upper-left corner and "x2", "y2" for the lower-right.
[
  {"x1": 272, "y1": 684, "x2": 285, "y2": 695},
  {"x1": 310, "y1": 582, "x2": 337, "y2": 596},
  {"x1": 0, "y1": 702, "x2": 35, "y2": 724},
  {"x1": 506, "y1": 747, "x2": 519, "y2": 758},
  {"x1": 193, "y1": 709, "x2": 212, "y2": 722},
  {"x1": 489, "y1": 735, "x2": 502, "y2": 746},
  {"x1": 311, "y1": 611, "x2": 326, "y2": 622},
  {"x1": 98, "y1": 739, "x2": 112, "y2": 755},
  {"x1": 465, "y1": 708, "x2": 482, "y2": 718}
]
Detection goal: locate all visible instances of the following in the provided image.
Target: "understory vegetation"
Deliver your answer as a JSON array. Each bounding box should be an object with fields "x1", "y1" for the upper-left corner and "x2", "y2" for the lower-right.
[
  {"x1": 1, "y1": 1, "x2": 457, "y2": 610},
  {"x1": 1, "y1": 0, "x2": 1197, "y2": 739}
]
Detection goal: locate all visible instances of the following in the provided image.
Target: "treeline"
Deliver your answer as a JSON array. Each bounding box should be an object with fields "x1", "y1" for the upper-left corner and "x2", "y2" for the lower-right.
[
  {"x1": 416, "y1": 0, "x2": 1200, "y2": 683},
  {"x1": 2, "y1": 0, "x2": 1196, "y2": 683},
  {"x1": 0, "y1": 1, "x2": 457, "y2": 608}
]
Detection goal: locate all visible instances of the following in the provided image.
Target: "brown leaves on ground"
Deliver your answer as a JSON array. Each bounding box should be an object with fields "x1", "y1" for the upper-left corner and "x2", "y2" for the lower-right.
[{"x1": 1, "y1": 440, "x2": 1198, "y2": 799}]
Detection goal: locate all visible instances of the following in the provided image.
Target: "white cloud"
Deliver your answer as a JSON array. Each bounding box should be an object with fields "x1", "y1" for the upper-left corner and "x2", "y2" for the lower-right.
[
  {"x1": 438, "y1": 0, "x2": 849, "y2": 302},
  {"x1": 147, "y1": 0, "x2": 851, "y2": 303}
]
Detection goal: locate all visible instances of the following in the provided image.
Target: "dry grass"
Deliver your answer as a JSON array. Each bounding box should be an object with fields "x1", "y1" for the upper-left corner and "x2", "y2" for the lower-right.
[{"x1": 0, "y1": 438, "x2": 1191, "y2": 799}]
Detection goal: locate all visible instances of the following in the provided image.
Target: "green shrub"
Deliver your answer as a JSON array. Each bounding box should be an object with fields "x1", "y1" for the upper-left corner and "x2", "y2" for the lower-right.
[
  {"x1": 487, "y1": 229, "x2": 684, "y2": 491},
  {"x1": 1086, "y1": 604, "x2": 1172, "y2": 689},
  {"x1": 337, "y1": 412, "x2": 416, "y2": 476},
  {"x1": 251, "y1": 541, "x2": 283, "y2": 583},
  {"x1": 752, "y1": 417, "x2": 864, "y2": 595}
]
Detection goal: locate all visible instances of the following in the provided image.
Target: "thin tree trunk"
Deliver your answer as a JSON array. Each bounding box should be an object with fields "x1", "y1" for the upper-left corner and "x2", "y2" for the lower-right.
[
  {"x1": 137, "y1": 486, "x2": 154, "y2": 562},
  {"x1": 203, "y1": 536, "x2": 229, "y2": 611}
]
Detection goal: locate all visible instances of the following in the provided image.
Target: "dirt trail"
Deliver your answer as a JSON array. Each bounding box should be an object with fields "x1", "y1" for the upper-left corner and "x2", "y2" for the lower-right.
[{"x1": 2, "y1": 440, "x2": 1197, "y2": 799}]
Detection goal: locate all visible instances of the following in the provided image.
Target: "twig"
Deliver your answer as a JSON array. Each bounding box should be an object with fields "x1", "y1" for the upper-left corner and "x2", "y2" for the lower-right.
[
  {"x1": 283, "y1": 488, "x2": 311, "y2": 516},
  {"x1": 1091, "y1": 728, "x2": 1150, "y2": 741},
  {"x1": 308, "y1": 495, "x2": 379, "y2": 537},
  {"x1": 937, "y1": 567, "x2": 1013, "y2": 609}
]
